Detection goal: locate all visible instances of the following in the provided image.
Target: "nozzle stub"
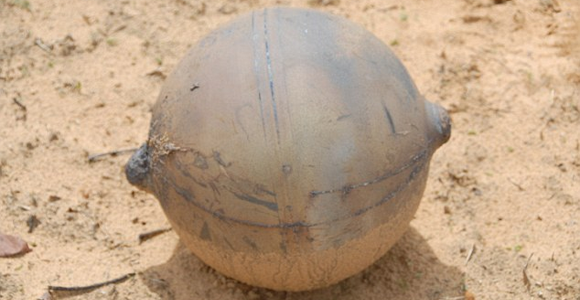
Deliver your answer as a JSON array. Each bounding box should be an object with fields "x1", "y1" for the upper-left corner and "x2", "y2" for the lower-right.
[
  {"x1": 125, "y1": 143, "x2": 152, "y2": 192},
  {"x1": 425, "y1": 100, "x2": 451, "y2": 149}
]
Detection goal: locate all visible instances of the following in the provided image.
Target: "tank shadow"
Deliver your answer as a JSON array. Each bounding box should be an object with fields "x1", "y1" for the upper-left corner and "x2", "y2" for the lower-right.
[{"x1": 141, "y1": 227, "x2": 464, "y2": 300}]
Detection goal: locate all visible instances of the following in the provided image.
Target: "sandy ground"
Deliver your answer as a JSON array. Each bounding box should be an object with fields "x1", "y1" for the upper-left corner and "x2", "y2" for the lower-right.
[{"x1": 1, "y1": 0, "x2": 579, "y2": 299}]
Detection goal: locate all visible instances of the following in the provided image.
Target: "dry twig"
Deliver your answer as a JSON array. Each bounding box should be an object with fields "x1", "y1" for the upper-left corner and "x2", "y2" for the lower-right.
[
  {"x1": 12, "y1": 98, "x2": 27, "y2": 110},
  {"x1": 465, "y1": 243, "x2": 476, "y2": 265},
  {"x1": 48, "y1": 272, "x2": 135, "y2": 293},
  {"x1": 34, "y1": 38, "x2": 53, "y2": 54},
  {"x1": 88, "y1": 148, "x2": 139, "y2": 163},
  {"x1": 507, "y1": 178, "x2": 525, "y2": 191},
  {"x1": 138, "y1": 228, "x2": 172, "y2": 244},
  {"x1": 523, "y1": 253, "x2": 534, "y2": 290}
]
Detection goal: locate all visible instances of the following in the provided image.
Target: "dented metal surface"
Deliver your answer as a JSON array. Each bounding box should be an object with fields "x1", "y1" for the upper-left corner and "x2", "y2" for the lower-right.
[{"x1": 126, "y1": 7, "x2": 451, "y2": 291}]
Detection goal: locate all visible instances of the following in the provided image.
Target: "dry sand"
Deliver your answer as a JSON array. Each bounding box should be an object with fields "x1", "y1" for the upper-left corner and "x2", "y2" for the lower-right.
[{"x1": 1, "y1": 0, "x2": 579, "y2": 299}]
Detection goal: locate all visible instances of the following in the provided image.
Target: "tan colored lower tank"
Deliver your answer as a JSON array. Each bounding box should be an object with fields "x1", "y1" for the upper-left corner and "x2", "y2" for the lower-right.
[{"x1": 126, "y1": 7, "x2": 451, "y2": 291}]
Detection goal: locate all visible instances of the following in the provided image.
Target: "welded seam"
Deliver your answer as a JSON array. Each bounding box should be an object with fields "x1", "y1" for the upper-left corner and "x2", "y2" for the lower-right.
[
  {"x1": 263, "y1": 8, "x2": 281, "y2": 143},
  {"x1": 251, "y1": 12, "x2": 267, "y2": 139},
  {"x1": 164, "y1": 157, "x2": 426, "y2": 229},
  {"x1": 309, "y1": 147, "x2": 427, "y2": 197}
]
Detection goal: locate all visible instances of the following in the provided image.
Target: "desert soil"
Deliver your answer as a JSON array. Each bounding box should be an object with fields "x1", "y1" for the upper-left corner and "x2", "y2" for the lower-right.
[{"x1": 1, "y1": 0, "x2": 579, "y2": 299}]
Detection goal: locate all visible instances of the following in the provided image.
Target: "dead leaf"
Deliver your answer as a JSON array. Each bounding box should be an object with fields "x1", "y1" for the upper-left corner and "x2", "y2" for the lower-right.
[
  {"x1": 27, "y1": 215, "x2": 41, "y2": 233},
  {"x1": 0, "y1": 232, "x2": 32, "y2": 257},
  {"x1": 48, "y1": 195, "x2": 61, "y2": 202}
]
